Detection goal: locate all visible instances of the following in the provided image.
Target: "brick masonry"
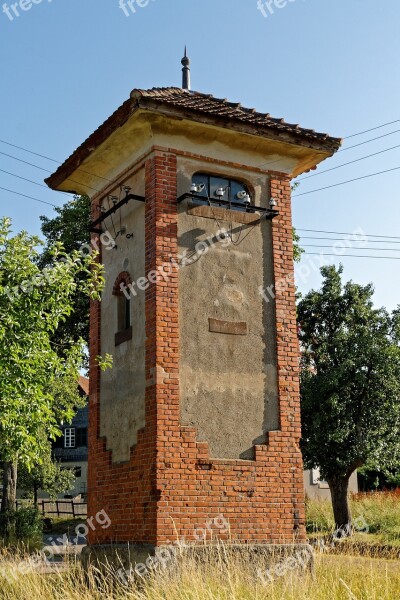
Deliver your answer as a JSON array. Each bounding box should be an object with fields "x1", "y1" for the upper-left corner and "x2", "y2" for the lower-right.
[{"x1": 87, "y1": 151, "x2": 306, "y2": 546}]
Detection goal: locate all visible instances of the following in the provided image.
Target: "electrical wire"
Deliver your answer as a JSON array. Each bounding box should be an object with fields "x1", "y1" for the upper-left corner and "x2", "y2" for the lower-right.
[
  {"x1": 0, "y1": 167, "x2": 70, "y2": 195},
  {"x1": 297, "y1": 143, "x2": 400, "y2": 181},
  {"x1": 0, "y1": 186, "x2": 58, "y2": 207},
  {"x1": 0, "y1": 150, "x2": 105, "y2": 195},
  {"x1": 344, "y1": 120, "x2": 400, "y2": 139},
  {"x1": 300, "y1": 236, "x2": 400, "y2": 244},
  {"x1": 302, "y1": 244, "x2": 400, "y2": 252},
  {"x1": 0, "y1": 138, "x2": 113, "y2": 183},
  {"x1": 293, "y1": 165, "x2": 400, "y2": 197},
  {"x1": 338, "y1": 129, "x2": 400, "y2": 153},
  {"x1": 296, "y1": 228, "x2": 400, "y2": 240},
  {"x1": 303, "y1": 252, "x2": 400, "y2": 260}
]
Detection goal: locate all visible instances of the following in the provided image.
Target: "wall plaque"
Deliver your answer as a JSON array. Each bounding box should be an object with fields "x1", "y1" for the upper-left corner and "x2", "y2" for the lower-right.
[{"x1": 209, "y1": 318, "x2": 248, "y2": 335}]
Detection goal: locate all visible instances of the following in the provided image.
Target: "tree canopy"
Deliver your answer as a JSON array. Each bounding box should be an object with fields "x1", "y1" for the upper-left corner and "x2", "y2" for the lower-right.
[
  {"x1": 0, "y1": 216, "x2": 103, "y2": 469},
  {"x1": 39, "y1": 195, "x2": 91, "y2": 355},
  {"x1": 298, "y1": 265, "x2": 400, "y2": 528}
]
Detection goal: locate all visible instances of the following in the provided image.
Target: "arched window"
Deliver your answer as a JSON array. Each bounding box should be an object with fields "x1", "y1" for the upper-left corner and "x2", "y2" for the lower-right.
[
  {"x1": 191, "y1": 173, "x2": 251, "y2": 212},
  {"x1": 113, "y1": 272, "x2": 133, "y2": 346}
]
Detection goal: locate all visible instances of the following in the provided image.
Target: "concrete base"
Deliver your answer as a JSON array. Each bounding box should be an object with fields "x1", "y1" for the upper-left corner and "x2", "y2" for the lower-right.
[{"x1": 81, "y1": 542, "x2": 314, "y2": 583}]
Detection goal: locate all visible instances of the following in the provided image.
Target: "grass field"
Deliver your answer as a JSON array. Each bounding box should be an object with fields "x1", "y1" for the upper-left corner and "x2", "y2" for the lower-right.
[
  {"x1": 0, "y1": 550, "x2": 399, "y2": 600},
  {"x1": 0, "y1": 491, "x2": 399, "y2": 599}
]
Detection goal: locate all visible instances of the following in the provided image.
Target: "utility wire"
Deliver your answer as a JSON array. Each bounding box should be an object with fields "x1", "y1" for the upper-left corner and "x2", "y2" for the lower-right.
[
  {"x1": 0, "y1": 150, "x2": 104, "y2": 195},
  {"x1": 298, "y1": 143, "x2": 400, "y2": 181},
  {"x1": 297, "y1": 228, "x2": 400, "y2": 240},
  {"x1": 302, "y1": 244, "x2": 400, "y2": 252},
  {"x1": 344, "y1": 119, "x2": 400, "y2": 139},
  {"x1": 300, "y1": 236, "x2": 400, "y2": 243},
  {"x1": 0, "y1": 168, "x2": 70, "y2": 195},
  {"x1": 293, "y1": 165, "x2": 400, "y2": 197},
  {"x1": 338, "y1": 129, "x2": 400, "y2": 153},
  {"x1": 303, "y1": 252, "x2": 400, "y2": 260},
  {"x1": 0, "y1": 138, "x2": 60, "y2": 163},
  {"x1": 0, "y1": 186, "x2": 58, "y2": 207},
  {"x1": 0, "y1": 139, "x2": 116, "y2": 184}
]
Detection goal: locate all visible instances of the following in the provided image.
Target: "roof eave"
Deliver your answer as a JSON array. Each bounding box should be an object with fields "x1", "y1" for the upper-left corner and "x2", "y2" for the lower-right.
[{"x1": 46, "y1": 96, "x2": 341, "y2": 191}]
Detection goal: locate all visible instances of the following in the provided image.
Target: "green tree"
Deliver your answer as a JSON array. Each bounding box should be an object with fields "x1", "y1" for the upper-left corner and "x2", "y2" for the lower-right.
[
  {"x1": 17, "y1": 440, "x2": 76, "y2": 504},
  {"x1": 0, "y1": 216, "x2": 103, "y2": 534},
  {"x1": 298, "y1": 265, "x2": 400, "y2": 530},
  {"x1": 39, "y1": 195, "x2": 91, "y2": 356},
  {"x1": 293, "y1": 228, "x2": 304, "y2": 263}
]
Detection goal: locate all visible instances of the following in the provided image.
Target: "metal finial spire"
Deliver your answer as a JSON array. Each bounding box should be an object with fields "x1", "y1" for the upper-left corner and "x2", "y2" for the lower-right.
[{"x1": 181, "y1": 46, "x2": 191, "y2": 91}]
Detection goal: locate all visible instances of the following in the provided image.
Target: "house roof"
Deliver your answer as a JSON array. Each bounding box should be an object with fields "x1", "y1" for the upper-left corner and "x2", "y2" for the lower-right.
[
  {"x1": 45, "y1": 87, "x2": 342, "y2": 190},
  {"x1": 78, "y1": 376, "x2": 89, "y2": 396}
]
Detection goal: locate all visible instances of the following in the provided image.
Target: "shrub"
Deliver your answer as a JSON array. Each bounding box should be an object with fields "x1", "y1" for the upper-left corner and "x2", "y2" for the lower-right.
[{"x1": 0, "y1": 507, "x2": 43, "y2": 548}]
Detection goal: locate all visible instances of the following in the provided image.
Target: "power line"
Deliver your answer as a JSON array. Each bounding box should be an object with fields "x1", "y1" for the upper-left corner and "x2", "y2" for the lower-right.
[
  {"x1": 303, "y1": 244, "x2": 400, "y2": 252},
  {"x1": 0, "y1": 150, "x2": 50, "y2": 172},
  {"x1": 297, "y1": 228, "x2": 400, "y2": 240},
  {"x1": 338, "y1": 129, "x2": 400, "y2": 153},
  {"x1": 344, "y1": 119, "x2": 400, "y2": 139},
  {"x1": 298, "y1": 143, "x2": 400, "y2": 181},
  {"x1": 0, "y1": 139, "x2": 114, "y2": 185},
  {"x1": 0, "y1": 186, "x2": 58, "y2": 207},
  {"x1": 293, "y1": 165, "x2": 400, "y2": 197},
  {"x1": 303, "y1": 252, "x2": 400, "y2": 260},
  {"x1": 0, "y1": 168, "x2": 70, "y2": 195},
  {"x1": 300, "y1": 236, "x2": 400, "y2": 244},
  {"x1": 0, "y1": 138, "x2": 60, "y2": 164},
  {"x1": 0, "y1": 150, "x2": 104, "y2": 195}
]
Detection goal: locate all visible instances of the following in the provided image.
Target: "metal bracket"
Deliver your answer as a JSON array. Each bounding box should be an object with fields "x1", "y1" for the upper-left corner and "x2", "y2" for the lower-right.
[
  {"x1": 177, "y1": 193, "x2": 279, "y2": 219},
  {"x1": 89, "y1": 194, "x2": 145, "y2": 232}
]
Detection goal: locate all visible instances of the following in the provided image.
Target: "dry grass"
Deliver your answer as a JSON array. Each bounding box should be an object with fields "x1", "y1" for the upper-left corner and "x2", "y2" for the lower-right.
[
  {"x1": 0, "y1": 491, "x2": 398, "y2": 599},
  {"x1": 306, "y1": 489, "x2": 400, "y2": 545},
  {"x1": 0, "y1": 547, "x2": 400, "y2": 600}
]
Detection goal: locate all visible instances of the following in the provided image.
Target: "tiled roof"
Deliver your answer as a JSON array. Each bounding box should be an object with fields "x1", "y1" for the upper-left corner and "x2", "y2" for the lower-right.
[
  {"x1": 46, "y1": 87, "x2": 341, "y2": 190},
  {"x1": 78, "y1": 376, "x2": 89, "y2": 396},
  {"x1": 132, "y1": 88, "x2": 339, "y2": 144}
]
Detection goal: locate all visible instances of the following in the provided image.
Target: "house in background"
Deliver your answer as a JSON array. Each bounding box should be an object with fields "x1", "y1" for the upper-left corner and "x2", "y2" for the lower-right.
[
  {"x1": 304, "y1": 468, "x2": 358, "y2": 500},
  {"x1": 51, "y1": 376, "x2": 89, "y2": 498}
]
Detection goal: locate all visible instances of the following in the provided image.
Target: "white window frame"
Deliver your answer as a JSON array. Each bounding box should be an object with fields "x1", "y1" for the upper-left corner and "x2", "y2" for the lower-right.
[{"x1": 64, "y1": 428, "x2": 76, "y2": 449}]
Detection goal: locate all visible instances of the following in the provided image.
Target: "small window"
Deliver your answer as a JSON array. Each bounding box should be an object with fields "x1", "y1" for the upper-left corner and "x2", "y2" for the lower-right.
[
  {"x1": 191, "y1": 173, "x2": 251, "y2": 212},
  {"x1": 74, "y1": 467, "x2": 82, "y2": 478},
  {"x1": 64, "y1": 428, "x2": 76, "y2": 449},
  {"x1": 76, "y1": 428, "x2": 88, "y2": 448},
  {"x1": 118, "y1": 293, "x2": 131, "y2": 332}
]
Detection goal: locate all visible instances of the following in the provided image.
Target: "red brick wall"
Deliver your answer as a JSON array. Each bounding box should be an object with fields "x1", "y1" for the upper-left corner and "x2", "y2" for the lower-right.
[{"x1": 87, "y1": 152, "x2": 305, "y2": 545}]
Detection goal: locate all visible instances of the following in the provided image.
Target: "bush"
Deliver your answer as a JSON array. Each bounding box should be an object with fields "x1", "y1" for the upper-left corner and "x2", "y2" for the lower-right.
[{"x1": 0, "y1": 507, "x2": 43, "y2": 547}]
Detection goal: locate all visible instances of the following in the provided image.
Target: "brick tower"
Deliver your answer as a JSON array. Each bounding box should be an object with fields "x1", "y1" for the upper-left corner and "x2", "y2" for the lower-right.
[{"x1": 46, "y1": 67, "x2": 341, "y2": 563}]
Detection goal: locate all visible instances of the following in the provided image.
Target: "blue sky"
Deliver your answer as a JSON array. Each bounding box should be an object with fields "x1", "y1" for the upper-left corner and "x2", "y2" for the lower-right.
[{"x1": 1, "y1": 0, "x2": 399, "y2": 310}]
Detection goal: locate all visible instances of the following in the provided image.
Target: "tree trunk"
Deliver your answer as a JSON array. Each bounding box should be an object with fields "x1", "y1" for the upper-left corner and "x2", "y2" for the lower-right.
[
  {"x1": 1, "y1": 461, "x2": 17, "y2": 513},
  {"x1": 327, "y1": 474, "x2": 352, "y2": 534},
  {"x1": 1, "y1": 461, "x2": 18, "y2": 540},
  {"x1": 33, "y1": 484, "x2": 38, "y2": 506}
]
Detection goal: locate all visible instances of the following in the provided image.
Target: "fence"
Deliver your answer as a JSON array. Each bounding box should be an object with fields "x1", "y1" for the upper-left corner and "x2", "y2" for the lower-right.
[
  {"x1": 15, "y1": 499, "x2": 87, "y2": 518},
  {"x1": 39, "y1": 499, "x2": 87, "y2": 518}
]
